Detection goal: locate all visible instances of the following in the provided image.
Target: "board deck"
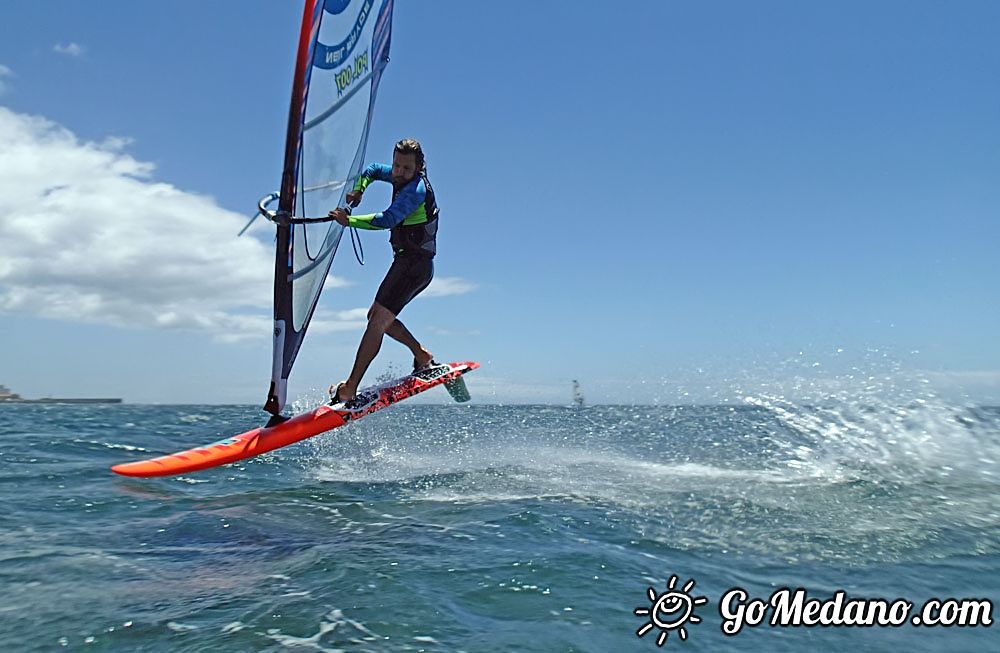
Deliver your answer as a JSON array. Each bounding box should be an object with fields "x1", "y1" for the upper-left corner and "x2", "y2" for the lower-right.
[{"x1": 111, "y1": 361, "x2": 479, "y2": 478}]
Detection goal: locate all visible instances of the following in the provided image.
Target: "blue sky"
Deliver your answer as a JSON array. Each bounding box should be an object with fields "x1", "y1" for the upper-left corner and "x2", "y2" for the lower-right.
[{"x1": 1, "y1": 1, "x2": 998, "y2": 405}]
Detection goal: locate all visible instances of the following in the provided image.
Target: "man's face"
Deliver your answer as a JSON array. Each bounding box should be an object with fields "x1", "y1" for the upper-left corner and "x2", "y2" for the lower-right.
[{"x1": 391, "y1": 151, "x2": 419, "y2": 185}]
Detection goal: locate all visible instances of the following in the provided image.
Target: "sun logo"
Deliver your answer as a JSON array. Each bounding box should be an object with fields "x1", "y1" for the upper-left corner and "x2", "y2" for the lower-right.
[{"x1": 634, "y1": 575, "x2": 709, "y2": 647}]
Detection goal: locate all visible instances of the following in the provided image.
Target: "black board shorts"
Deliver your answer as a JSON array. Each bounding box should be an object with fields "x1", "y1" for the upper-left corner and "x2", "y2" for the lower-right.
[{"x1": 374, "y1": 253, "x2": 434, "y2": 316}]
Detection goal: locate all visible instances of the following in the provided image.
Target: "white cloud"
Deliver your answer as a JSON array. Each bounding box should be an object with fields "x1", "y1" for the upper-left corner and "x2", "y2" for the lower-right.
[
  {"x1": 922, "y1": 370, "x2": 1000, "y2": 385},
  {"x1": 921, "y1": 370, "x2": 1000, "y2": 403},
  {"x1": 427, "y1": 326, "x2": 481, "y2": 337},
  {"x1": 470, "y1": 375, "x2": 570, "y2": 404},
  {"x1": 308, "y1": 306, "x2": 369, "y2": 335},
  {"x1": 0, "y1": 65, "x2": 13, "y2": 96},
  {"x1": 0, "y1": 107, "x2": 471, "y2": 345},
  {"x1": 54, "y1": 43, "x2": 84, "y2": 57},
  {"x1": 0, "y1": 107, "x2": 282, "y2": 341},
  {"x1": 423, "y1": 276, "x2": 477, "y2": 297}
]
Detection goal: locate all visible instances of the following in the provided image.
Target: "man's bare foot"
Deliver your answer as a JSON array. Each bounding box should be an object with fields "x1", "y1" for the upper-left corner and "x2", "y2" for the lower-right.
[
  {"x1": 329, "y1": 381, "x2": 357, "y2": 403},
  {"x1": 413, "y1": 349, "x2": 435, "y2": 371}
]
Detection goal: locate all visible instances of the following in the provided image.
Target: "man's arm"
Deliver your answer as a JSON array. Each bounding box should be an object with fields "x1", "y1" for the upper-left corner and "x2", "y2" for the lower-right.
[
  {"x1": 331, "y1": 162, "x2": 394, "y2": 225},
  {"x1": 352, "y1": 162, "x2": 393, "y2": 194},
  {"x1": 347, "y1": 178, "x2": 426, "y2": 230}
]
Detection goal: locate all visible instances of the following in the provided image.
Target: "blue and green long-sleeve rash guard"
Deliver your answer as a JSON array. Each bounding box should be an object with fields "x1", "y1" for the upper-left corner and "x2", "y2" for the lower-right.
[{"x1": 346, "y1": 163, "x2": 430, "y2": 231}]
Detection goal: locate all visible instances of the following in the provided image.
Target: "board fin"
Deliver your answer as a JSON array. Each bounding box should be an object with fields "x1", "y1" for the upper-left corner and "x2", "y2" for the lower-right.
[
  {"x1": 265, "y1": 414, "x2": 290, "y2": 428},
  {"x1": 443, "y1": 376, "x2": 471, "y2": 402}
]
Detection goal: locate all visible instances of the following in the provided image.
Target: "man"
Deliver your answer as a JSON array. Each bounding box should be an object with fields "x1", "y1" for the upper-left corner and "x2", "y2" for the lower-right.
[{"x1": 327, "y1": 138, "x2": 439, "y2": 403}]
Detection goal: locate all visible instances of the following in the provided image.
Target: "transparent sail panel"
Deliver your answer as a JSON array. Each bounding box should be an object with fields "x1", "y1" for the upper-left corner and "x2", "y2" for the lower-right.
[{"x1": 266, "y1": 0, "x2": 393, "y2": 413}]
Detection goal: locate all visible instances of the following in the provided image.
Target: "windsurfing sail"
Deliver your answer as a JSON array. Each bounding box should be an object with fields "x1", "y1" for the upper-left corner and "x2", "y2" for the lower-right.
[{"x1": 261, "y1": 0, "x2": 394, "y2": 415}]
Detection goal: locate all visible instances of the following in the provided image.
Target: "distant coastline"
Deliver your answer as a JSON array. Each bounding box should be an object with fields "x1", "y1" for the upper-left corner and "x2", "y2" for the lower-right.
[{"x1": 0, "y1": 384, "x2": 122, "y2": 405}]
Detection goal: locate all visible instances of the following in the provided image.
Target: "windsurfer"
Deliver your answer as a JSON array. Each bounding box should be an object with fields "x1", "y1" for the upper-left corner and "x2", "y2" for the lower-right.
[{"x1": 327, "y1": 138, "x2": 439, "y2": 403}]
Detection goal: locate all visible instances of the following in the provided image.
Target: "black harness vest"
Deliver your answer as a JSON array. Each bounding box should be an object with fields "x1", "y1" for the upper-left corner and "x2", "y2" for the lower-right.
[{"x1": 389, "y1": 172, "x2": 439, "y2": 257}]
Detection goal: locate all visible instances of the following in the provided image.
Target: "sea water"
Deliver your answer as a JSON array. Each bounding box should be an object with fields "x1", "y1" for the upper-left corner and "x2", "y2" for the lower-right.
[{"x1": 1, "y1": 392, "x2": 997, "y2": 651}]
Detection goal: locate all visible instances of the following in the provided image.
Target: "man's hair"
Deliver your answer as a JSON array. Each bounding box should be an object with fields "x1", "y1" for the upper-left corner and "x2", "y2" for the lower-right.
[{"x1": 394, "y1": 138, "x2": 425, "y2": 172}]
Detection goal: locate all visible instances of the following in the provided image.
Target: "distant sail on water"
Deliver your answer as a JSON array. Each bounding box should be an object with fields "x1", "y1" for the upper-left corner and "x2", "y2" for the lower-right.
[
  {"x1": 572, "y1": 380, "x2": 584, "y2": 408},
  {"x1": 263, "y1": 0, "x2": 394, "y2": 415}
]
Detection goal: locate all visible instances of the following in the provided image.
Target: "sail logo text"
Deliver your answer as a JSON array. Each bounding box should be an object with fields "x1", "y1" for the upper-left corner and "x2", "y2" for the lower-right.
[
  {"x1": 335, "y1": 49, "x2": 370, "y2": 96},
  {"x1": 319, "y1": 0, "x2": 372, "y2": 68}
]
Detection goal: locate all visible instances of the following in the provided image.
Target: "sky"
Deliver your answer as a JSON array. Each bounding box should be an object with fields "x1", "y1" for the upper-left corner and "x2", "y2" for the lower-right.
[{"x1": 0, "y1": 1, "x2": 998, "y2": 405}]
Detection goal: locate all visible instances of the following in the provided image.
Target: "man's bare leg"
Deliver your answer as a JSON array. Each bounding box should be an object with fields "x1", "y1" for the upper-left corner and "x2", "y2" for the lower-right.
[
  {"x1": 334, "y1": 303, "x2": 396, "y2": 401},
  {"x1": 385, "y1": 318, "x2": 434, "y2": 369}
]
